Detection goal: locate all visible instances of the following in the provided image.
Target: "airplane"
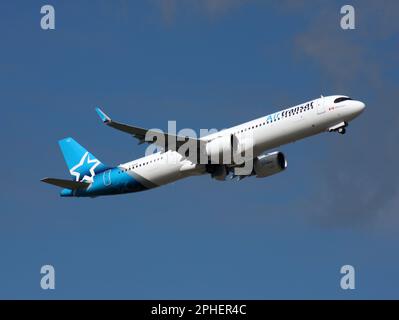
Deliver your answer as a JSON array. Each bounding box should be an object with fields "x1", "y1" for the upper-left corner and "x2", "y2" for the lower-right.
[{"x1": 41, "y1": 95, "x2": 365, "y2": 197}]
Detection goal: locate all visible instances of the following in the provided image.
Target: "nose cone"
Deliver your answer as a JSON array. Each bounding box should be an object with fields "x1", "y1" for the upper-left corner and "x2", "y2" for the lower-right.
[
  {"x1": 353, "y1": 100, "x2": 366, "y2": 114},
  {"x1": 350, "y1": 100, "x2": 366, "y2": 116}
]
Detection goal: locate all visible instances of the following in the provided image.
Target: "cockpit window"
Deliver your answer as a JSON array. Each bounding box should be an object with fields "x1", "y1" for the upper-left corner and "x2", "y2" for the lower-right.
[{"x1": 334, "y1": 97, "x2": 352, "y2": 103}]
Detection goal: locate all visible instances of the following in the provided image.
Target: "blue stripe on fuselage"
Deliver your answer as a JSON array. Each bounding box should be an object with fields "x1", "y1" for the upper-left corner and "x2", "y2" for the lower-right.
[{"x1": 60, "y1": 167, "x2": 147, "y2": 197}]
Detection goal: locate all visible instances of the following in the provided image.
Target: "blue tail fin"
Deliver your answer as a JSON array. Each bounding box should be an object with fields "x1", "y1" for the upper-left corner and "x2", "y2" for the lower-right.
[{"x1": 58, "y1": 137, "x2": 109, "y2": 182}]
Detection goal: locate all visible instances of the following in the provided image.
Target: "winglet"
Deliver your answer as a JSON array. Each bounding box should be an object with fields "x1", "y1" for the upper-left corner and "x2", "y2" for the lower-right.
[{"x1": 95, "y1": 107, "x2": 111, "y2": 123}]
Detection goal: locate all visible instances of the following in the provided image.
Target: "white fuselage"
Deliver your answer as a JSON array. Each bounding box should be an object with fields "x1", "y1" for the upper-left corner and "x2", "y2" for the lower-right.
[{"x1": 118, "y1": 95, "x2": 365, "y2": 189}]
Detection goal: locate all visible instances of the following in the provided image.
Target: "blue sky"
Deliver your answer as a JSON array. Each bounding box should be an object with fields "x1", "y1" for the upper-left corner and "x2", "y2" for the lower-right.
[{"x1": 0, "y1": 0, "x2": 398, "y2": 299}]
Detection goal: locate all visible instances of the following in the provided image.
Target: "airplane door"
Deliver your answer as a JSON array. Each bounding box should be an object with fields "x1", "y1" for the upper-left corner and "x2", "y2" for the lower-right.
[
  {"x1": 103, "y1": 169, "x2": 112, "y2": 186},
  {"x1": 317, "y1": 98, "x2": 326, "y2": 115}
]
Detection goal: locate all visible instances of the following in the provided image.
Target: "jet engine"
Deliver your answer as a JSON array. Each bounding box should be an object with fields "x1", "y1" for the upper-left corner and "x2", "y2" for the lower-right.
[{"x1": 253, "y1": 151, "x2": 287, "y2": 178}]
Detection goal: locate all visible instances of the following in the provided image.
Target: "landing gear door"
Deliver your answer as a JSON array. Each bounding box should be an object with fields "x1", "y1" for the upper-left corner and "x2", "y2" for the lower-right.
[{"x1": 317, "y1": 97, "x2": 326, "y2": 115}]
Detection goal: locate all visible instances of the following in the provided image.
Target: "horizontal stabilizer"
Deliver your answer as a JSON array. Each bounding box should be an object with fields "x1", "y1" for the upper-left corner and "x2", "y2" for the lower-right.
[{"x1": 41, "y1": 178, "x2": 90, "y2": 190}]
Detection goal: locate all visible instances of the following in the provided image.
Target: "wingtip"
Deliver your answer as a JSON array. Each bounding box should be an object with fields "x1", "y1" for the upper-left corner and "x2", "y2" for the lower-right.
[{"x1": 95, "y1": 107, "x2": 111, "y2": 123}]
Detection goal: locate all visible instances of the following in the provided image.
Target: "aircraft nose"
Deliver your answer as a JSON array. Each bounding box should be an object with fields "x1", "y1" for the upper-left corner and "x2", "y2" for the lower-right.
[{"x1": 353, "y1": 100, "x2": 366, "y2": 114}]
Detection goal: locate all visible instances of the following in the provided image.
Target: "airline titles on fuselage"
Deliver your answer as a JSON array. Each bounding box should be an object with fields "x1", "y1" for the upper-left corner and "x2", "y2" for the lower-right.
[{"x1": 266, "y1": 101, "x2": 315, "y2": 123}]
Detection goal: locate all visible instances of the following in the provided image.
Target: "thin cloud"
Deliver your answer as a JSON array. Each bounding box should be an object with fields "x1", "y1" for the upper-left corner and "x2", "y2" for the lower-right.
[
  {"x1": 290, "y1": 0, "x2": 399, "y2": 229},
  {"x1": 153, "y1": 0, "x2": 250, "y2": 24}
]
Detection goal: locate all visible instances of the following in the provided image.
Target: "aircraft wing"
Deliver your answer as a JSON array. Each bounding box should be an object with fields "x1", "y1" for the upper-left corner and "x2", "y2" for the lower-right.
[{"x1": 96, "y1": 108, "x2": 206, "y2": 153}]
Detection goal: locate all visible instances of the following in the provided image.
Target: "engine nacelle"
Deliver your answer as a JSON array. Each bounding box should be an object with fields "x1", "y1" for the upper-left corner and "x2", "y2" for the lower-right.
[{"x1": 253, "y1": 151, "x2": 287, "y2": 178}]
